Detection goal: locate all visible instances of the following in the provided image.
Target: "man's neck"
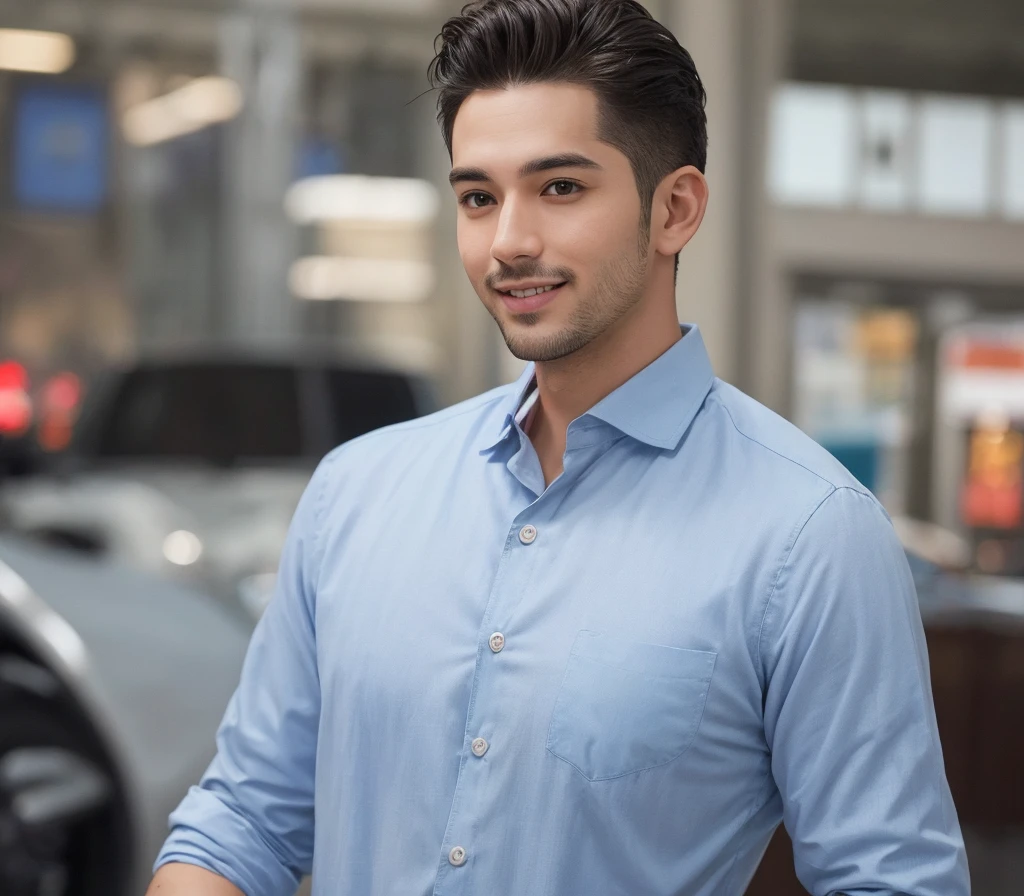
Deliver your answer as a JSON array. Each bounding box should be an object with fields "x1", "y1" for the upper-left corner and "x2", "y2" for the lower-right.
[{"x1": 525, "y1": 300, "x2": 682, "y2": 486}]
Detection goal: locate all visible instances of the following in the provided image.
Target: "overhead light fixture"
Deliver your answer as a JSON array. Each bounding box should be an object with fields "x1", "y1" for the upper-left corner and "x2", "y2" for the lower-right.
[
  {"x1": 289, "y1": 256, "x2": 434, "y2": 303},
  {"x1": 285, "y1": 175, "x2": 440, "y2": 226},
  {"x1": 122, "y1": 76, "x2": 243, "y2": 147},
  {"x1": 0, "y1": 29, "x2": 75, "y2": 74}
]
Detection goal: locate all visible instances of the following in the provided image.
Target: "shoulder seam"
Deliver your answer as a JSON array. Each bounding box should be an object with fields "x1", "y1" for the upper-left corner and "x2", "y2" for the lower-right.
[
  {"x1": 713, "y1": 393, "x2": 839, "y2": 489},
  {"x1": 755, "y1": 484, "x2": 834, "y2": 676},
  {"x1": 712, "y1": 391, "x2": 873, "y2": 498},
  {"x1": 754, "y1": 485, "x2": 874, "y2": 676},
  {"x1": 310, "y1": 446, "x2": 339, "y2": 598}
]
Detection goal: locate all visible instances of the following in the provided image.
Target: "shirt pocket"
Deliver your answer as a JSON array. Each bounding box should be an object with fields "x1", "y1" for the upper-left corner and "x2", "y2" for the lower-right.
[{"x1": 546, "y1": 630, "x2": 717, "y2": 782}]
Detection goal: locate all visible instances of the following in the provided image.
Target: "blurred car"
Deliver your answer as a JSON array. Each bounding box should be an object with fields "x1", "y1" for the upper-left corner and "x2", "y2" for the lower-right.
[
  {"x1": 0, "y1": 532, "x2": 249, "y2": 896},
  {"x1": 0, "y1": 350, "x2": 433, "y2": 624}
]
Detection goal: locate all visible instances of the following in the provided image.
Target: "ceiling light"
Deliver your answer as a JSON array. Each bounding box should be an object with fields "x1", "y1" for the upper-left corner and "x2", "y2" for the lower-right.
[
  {"x1": 289, "y1": 256, "x2": 434, "y2": 303},
  {"x1": 285, "y1": 175, "x2": 439, "y2": 226},
  {"x1": 166, "y1": 76, "x2": 243, "y2": 127},
  {"x1": 122, "y1": 76, "x2": 243, "y2": 147},
  {"x1": 0, "y1": 29, "x2": 75, "y2": 74}
]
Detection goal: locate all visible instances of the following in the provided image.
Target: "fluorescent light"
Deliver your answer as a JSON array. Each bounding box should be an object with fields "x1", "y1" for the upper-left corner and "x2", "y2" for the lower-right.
[
  {"x1": 0, "y1": 29, "x2": 75, "y2": 74},
  {"x1": 289, "y1": 256, "x2": 434, "y2": 303},
  {"x1": 167, "y1": 76, "x2": 243, "y2": 125},
  {"x1": 285, "y1": 175, "x2": 439, "y2": 225},
  {"x1": 122, "y1": 76, "x2": 243, "y2": 147},
  {"x1": 122, "y1": 98, "x2": 184, "y2": 147}
]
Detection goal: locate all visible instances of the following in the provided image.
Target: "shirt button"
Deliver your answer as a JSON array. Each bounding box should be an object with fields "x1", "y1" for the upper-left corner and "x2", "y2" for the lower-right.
[
  {"x1": 489, "y1": 632, "x2": 505, "y2": 653},
  {"x1": 471, "y1": 737, "x2": 489, "y2": 757},
  {"x1": 449, "y1": 846, "x2": 467, "y2": 866},
  {"x1": 518, "y1": 524, "x2": 537, "y2": 545}
]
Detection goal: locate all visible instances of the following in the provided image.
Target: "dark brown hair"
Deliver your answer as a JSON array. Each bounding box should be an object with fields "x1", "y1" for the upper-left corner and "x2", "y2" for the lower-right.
[{"x1": 428, "y1": 0, "x2": 707, "y2": 224}]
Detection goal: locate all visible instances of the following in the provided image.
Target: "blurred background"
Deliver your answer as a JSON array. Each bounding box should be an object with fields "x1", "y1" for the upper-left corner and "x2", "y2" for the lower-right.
[{"x1": 0, "y1": 0, "x2": 1020, "y2": 893}]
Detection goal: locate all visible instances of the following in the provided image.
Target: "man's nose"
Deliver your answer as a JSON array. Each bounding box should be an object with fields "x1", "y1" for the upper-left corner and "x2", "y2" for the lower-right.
[{"x1": 490, "y1": 197, "x2": 543, "y2": 265}]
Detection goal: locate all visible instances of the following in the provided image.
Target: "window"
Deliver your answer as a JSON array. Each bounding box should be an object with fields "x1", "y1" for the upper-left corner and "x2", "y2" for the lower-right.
[
  {"x1": 325, "y1": 368, "x2": 420, "y2": 444},
  {"x1": 94, "y1": 363, "x2": 302, "y2": 462}
]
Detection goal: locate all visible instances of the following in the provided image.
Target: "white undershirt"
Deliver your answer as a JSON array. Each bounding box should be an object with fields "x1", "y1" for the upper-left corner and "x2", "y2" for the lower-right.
[{"x1": 514, "y1": 382, "x2": 540, "y2": 437}]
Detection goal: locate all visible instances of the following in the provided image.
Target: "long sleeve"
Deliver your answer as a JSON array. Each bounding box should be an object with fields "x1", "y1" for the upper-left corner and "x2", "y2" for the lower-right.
[
  {"x1": 153, "y1": 450, "x2": 337, "y2": 896},
  {"x1": 759, "y1": 486, "x2": 970, "y2": 896}
]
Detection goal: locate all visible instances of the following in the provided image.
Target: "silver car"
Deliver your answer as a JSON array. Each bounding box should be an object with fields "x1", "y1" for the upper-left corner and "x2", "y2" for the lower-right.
[
  {"x1": 0, "y1": 534, "x2": 250, "y2": 895},
  {"x1": 1, "y1": 351, "x2": 432, "y2": 624}
]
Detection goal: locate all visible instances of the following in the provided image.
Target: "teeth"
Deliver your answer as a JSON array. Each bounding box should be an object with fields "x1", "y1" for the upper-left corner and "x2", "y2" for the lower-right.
[{"x1": 509, "y1": 285, "x2": 558, "y2": 298}]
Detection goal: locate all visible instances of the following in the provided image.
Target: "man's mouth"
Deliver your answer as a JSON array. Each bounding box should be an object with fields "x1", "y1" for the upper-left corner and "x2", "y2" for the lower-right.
[
  {"x1": 495, "y1": 282, "x2": 568, "y2": 313},
  {"x1": 500, "y1": 283, "x2": 565, "y2": 299}
]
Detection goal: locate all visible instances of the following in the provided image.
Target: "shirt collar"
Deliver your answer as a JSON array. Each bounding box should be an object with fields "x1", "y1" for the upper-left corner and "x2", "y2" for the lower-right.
[
  {"x1": 481, "y1": 361, "x2": 539, "y2": 451},
  {"x1": 481, "y1": 324, "x2": 715, "y2": 452}
]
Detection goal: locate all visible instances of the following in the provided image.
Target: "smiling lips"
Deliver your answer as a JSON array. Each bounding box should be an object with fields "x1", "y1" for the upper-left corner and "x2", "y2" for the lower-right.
[
  {"x1": 496, "y1": 281, "x2": 567, "y2": 313},
  {"x1": 505, "y1": 284, "x2": 560, "y2": 298}
]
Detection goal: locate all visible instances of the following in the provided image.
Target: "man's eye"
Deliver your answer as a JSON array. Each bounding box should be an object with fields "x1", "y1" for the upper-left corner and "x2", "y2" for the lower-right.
[
  {"x1": 460, "y1": 192, "x2": 493, "y2": 209},
  {"x1": 544, "y1": 180, "x2": 581, "y2": 197}
]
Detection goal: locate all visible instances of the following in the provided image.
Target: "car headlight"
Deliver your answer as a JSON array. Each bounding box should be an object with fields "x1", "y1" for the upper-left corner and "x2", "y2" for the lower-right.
[
  {"x1": 162, "y1": 529, "x2": 203, "y2": 566},
  {"x1": 237, "y1": 571, "x2": 278, "y2": 620}
]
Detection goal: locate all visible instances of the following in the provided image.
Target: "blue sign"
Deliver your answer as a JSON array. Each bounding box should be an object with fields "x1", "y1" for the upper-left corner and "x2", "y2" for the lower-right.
[
  {"x1": 296, "y1": 137, "x2": 344, "y2": 180},
  {"x1": 12, "y1": 84, "x2": 109, "y2": 213}
]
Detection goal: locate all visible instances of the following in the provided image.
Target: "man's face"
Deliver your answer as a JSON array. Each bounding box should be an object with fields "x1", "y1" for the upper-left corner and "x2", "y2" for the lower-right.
[{"x1": 450, "y1": 83, "x2": 651, "y2": 362}]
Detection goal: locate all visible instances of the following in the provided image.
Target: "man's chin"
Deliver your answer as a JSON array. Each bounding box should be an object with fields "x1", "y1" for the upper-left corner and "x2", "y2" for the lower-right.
[{"x1": 499, "y1": 323, "x2": 591, "y2": 364}]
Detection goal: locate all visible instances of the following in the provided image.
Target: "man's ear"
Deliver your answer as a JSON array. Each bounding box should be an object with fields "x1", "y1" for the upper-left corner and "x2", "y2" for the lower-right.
[{"x1": 652, "y1": 166, "x2": 709, "y2": 258}]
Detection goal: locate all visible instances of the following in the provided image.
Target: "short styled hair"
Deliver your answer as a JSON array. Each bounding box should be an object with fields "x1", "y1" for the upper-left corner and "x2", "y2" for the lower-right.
[{"x1": 428, "y1": 0, "x2": 707, "y2": 224}]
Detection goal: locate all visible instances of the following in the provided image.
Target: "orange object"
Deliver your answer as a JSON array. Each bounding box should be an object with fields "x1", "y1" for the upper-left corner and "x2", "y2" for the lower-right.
[
  {"x1": 948, "y1": 340, "x2": 1024, "y2": 371},
  {"x1": 961, "y1": 425, "x2": 1024, "y2": 529},
  {"x1": 962, "y1": 479, "x2": 1022, "y2": 529}
]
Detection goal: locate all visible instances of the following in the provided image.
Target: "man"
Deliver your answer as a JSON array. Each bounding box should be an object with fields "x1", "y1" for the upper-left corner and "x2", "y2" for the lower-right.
[{"x1": 148, "y1": 1, "x2": 969, "y2": 894}]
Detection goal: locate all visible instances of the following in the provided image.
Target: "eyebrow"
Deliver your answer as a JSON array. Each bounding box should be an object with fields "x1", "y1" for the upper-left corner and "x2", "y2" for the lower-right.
[{"x1": 448, "y1": 152, "x2": 603, "y2": 186}]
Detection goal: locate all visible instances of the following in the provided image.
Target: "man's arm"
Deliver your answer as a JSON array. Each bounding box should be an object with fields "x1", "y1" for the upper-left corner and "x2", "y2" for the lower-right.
[
  {"x1": 147, "y1": 450, "x2": 338, "y2": 896},
  {"x1": 760, "y1": 486, "x2": 969, "y2": 896},
  {"x1": 146, "y1": 862, "x2": 244, "y2": 896}
]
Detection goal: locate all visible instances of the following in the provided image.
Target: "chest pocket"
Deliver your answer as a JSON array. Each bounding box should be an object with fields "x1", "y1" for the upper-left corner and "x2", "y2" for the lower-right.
[{"x1": 546, "y1": 630, "x2": 716, "y2": 782}]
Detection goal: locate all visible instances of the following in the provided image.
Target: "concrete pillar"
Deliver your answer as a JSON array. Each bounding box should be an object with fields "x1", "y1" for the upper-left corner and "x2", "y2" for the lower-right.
[
  {"x1": 668, "y1": 0, "x2": 745, "y2": 385},
  {"x1": 667, "y1": 0, "x2": 793, "y2": 405},
  {"x1": 742, "y1": 0, "x2": 794, "y2": 414},
  {"x1": 218, "y1": 5, "x2": 302, "y2": 348}
]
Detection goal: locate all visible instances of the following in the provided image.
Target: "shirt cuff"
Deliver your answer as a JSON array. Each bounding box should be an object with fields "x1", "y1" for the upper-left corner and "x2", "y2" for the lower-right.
[{"x1": 154, "y1": 786, "x2": 301, "y2": 896}]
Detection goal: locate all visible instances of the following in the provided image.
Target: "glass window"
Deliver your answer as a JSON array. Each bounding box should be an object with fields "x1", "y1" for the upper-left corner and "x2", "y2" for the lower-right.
[
  {"x1": 917, "y1": 95, "x2": 994, "y2": 217},
  {"x1": 768, "y1": 84, "x2": 857, "y2": 207},
  {"x1": 1001, "y1": 103, "x2": 1024, "y2": 221},
  {"x1": 94, "y1": 363, "x2": 302, "y2": 461}
]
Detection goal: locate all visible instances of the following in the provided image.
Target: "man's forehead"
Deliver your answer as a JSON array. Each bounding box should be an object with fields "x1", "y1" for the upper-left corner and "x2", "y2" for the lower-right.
[{"x1": 451, "y1": 83, "x2": 603, "y2": 167}]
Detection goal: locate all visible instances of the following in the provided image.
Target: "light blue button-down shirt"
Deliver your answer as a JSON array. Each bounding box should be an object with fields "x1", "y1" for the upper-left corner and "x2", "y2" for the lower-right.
[{"x1": 157, "y1": 326, "x2": 968, "y2": 896}]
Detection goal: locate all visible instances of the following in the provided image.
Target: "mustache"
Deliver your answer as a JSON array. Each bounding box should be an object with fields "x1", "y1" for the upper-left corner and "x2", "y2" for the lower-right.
[{"x1": 484, "y1": 263, "x2": 575, "y2": 291}]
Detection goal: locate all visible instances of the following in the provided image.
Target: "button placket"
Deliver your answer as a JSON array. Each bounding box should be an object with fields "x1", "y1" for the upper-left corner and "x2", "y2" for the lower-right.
[{"x1": 438, "y1": 514, "x2": 544, "y2": 888}]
